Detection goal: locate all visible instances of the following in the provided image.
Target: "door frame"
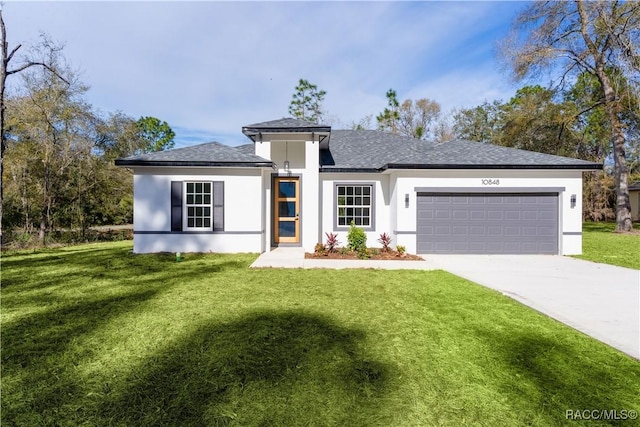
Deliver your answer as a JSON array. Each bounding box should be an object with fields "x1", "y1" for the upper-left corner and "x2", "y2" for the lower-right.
[{"x1": 271, "y1": 174, "x2": 302, "y2": 246}]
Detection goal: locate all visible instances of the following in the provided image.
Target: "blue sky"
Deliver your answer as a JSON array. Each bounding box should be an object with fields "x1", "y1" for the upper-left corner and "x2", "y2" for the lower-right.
[{"x1": 4, "y1": 1, "x2": 528, "y2": 147}]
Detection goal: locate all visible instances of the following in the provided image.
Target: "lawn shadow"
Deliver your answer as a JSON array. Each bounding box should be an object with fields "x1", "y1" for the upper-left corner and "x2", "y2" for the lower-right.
[
  {"x1": 1, "y1": 289, "x2": 160, "y2": 425},
  {"x1": 472, "y1": 325, "x2": 640, "y2": 421},
  {"x1": 99, "y1": 311, "x2": 400, "y2": 426},
  {"x1": 1, "y1": 243, "x2": 251, "y2": 294}
]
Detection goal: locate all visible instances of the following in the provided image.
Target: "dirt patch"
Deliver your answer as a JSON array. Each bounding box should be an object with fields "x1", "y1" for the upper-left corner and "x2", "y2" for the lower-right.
[{"x1": 305, "y1": 249, "x2": 423, "y2": 261}]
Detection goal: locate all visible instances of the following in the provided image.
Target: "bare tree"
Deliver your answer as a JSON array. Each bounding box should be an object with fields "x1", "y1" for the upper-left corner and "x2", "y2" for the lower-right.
[
  {"x1": 500, "y1": 0, "x2": 640, "y2": 232},
  {"x1": 377, "y1": 89, "x2": 442, "y2": 140},
  {"x1": 0, "y1": 8, "x2": 68, "y2": 243}
]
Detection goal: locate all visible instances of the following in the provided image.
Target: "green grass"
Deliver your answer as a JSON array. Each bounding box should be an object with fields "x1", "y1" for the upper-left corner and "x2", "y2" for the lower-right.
[
  {"x1": 2, "y1": 242, "x2": 639, "y2": 426},
  {"x1": 575, "y1": 222, "x2": 640, "y2": 269}
]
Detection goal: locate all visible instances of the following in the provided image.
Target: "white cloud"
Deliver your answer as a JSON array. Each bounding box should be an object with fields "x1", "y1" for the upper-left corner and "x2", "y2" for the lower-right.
[{"x1": 2, "y1": 1, "x2": 525, "y2": 146}]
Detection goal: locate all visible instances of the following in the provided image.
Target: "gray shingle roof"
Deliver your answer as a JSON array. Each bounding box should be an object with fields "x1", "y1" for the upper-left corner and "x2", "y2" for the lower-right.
[
  {"x1": 233, "y1": 143, "x2": 256, "y2": 156},
  {"x1": 115, "y1": 128, "x2": 602, "y2": 170},
  {"x1": 114, "y1": 141, "x2": 272, "y2": 167},
  {"x1": 242, "y1": 118, "x2": 331, "y2": 139},
  {"x1": 320, "y1": 130, "x2": 602, "y2": 171}
]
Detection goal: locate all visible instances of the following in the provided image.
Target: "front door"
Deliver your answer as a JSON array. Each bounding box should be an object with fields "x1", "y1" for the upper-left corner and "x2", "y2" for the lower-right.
[{"x1": 274, "y1": 177, "x2": 300, "y2": 244}]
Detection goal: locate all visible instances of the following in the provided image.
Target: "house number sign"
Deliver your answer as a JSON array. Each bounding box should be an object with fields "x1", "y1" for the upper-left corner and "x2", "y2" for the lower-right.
[{"x1": 481, "y1": 179, "x2": 500, "y2": 186}]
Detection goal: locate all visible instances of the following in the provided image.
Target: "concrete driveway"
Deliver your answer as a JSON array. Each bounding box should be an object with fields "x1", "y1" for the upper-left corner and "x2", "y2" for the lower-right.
[{"x1": 426, "y1": 255, "x2": 640, "y2": 360}]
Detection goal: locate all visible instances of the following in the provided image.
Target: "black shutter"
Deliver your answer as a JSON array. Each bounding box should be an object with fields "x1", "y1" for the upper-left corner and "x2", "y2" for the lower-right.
[
  {"x1": 171, "y1": 181, "x2": 182, "y2": 231},
  {"x1": 213, "y1": 181, "x2": 224, "y2": 231}
]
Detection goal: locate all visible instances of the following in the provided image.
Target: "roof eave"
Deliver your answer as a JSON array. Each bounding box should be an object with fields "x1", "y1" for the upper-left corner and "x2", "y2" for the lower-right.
[
  {"x1": 242, "y1": 126, "x2": 331, "y2": 139},
  {"x1": 382, "y1": 163, "x2": 603, "y2": 170},
  {"x1": 319, "y1": 167, "x2": 381, "y2": 173},
  {"x1": 114, "y1": 160, "x2": 274, "y2": 168}
]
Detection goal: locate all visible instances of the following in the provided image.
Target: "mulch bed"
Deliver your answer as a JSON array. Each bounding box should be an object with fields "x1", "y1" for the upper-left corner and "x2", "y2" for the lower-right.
[{"x1": 305, "y1": 248, "x2": 423, "y2": 261}]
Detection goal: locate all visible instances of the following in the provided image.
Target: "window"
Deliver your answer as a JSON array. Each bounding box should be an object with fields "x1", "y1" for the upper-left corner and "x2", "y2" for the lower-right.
[
  {"x1": 335, "y1": 183, "x2": 374, "y2": 229},
  {"x1": 171, "y1": 181, "x2": 224, "y2": 232},
  {"x1": 186, "y1": 182, "x2": 211, "y2": 229}
]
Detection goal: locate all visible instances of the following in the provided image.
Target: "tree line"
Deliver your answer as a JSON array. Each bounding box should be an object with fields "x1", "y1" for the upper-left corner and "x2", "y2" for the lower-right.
[
  {"x1": 289, "y1": 1, "x2": 640, "y2": 231},
  {"x1": 0, "y1": 10, "x2": 174, "y2": 246}
]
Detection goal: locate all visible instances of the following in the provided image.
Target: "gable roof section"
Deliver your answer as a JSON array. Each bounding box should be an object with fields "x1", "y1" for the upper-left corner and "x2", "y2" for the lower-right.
[
  {"x1": 114, "y1": 141, "x2": 272, "y2": 167},
  {"x1": 320, "y1": 130, "x2": 602, "y2": 171},
  {"x1": 242, "y1": 118, "x2": 331, "y2": 140}
]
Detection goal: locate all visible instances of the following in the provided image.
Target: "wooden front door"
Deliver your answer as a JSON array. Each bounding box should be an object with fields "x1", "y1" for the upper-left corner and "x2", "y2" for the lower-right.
[{"x1": 274, "y1": 177, "x2": 300, "y2": 244}]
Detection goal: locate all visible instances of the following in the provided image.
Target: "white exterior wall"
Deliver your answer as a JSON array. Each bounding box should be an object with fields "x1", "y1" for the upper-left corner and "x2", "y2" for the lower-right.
[
  {"x1": 132, "y1": 167, "x2": 264, "y2": 253},
  {"x1": 319, "y1": 174, "x2": 391, "y2": 249},
  {"x1": 257, "y1": 136, "x2": 321, "y2": 252},
  {"x1": 389, "y1": 169, "x2": 584, "y2": 255}
]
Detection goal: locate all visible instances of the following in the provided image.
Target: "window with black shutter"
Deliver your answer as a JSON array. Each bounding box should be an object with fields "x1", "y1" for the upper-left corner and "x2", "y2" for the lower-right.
[{"x1": 171, "y1": 181, "x2": 224, "y2": 232}]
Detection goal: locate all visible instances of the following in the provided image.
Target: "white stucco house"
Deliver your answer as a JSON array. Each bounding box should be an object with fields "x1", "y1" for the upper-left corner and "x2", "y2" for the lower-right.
[{"x1": 115, "y1": 118, "x2": 602, "y2": 255}]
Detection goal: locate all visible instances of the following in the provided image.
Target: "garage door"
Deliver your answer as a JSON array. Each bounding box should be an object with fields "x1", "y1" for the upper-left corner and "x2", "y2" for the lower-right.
[{"x1": 417, "y1": 193, "x2": 558, "y2": 254}]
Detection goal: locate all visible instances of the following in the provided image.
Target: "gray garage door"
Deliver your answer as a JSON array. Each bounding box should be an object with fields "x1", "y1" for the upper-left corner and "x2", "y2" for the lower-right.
[{"x1": 417, "y1": 193, "x2": 559, "y2": 254}]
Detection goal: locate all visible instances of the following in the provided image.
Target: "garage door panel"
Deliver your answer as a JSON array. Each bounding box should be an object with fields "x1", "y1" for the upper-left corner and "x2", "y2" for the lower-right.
[
  {"x1": 452, "y1": 210, "x2": 469, "y2": 220},
  {"x1": 487, "y1": 210, "x2": 504, "y2": 220},
  {"x1": 417, "y1": 193, "x2": 558, "y2": 254},
  {"x1": 435, "y1": 210, "x2": 451, "y2": 219},
  {"x1": 470, "y1": 211, "x2": 486, "y2": 220},
  {"x1": 504, "y1": 210, "x2": 521, "y2": 220},
  {"x1": 538, "y1": 211, "x2": 556, "y2": 220}
]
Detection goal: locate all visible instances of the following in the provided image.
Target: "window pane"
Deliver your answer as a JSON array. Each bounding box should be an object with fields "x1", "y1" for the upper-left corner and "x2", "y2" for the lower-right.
[
  {"x1": 187, "y1": 183, "x2": 194, "y2": 193},
  {"x1": 203, "y1": 182, "x2": 211, "y2": 193},
  {"x1": 204, "y1": 195, "x2": 211, "y2": 204},
  {"x1": 196, "y1": 183, "x2": 202, "y2": 193},
  {"x1": 278, "y1": 221, "x2": 295, "y2": 237},
  {"x1": 203, "y1": 207, "x2": 211, "y2": 217},
  {"x1": 196, "y1": 218, "x2": 203, "y2": 227},
  {"x1": 204, "y1": 218, "x2": 211, "y2": 228},
  {"x1": 195, "y1": 195, "x2": 202, "y2": 204},
  {"x1": 187, "y1": 195, "x2": 194, "y2": 204},
  {"x1": 188, "y1": 218, "x2": 194, "y2": 227},
  {"x1": 279, "y1": 182, "x2": 296, "y2": 198},
  {"x1": 279, "y1": 202, "x2": 296, "y2": 217},
  {"x1": 336, "y1": 184, "x2": 373, "y2": 228},
  {"x1": 188, "y1": 207, "x2": 195, "y2": 216}
]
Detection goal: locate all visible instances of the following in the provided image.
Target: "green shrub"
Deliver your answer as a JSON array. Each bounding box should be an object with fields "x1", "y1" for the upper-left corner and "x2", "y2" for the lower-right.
[
  {"x1": 347, "y1": 221, "x2": 367, "y2": 252},
  {"x1": 396, "y1": 245, "x2": 406, "y2": 256},
  {"x1": 357, "y1": 246, "x2": 370, "y2": 260},
  {"x1": 314, "y1": 242, "x2": 326, "y2": 254}
]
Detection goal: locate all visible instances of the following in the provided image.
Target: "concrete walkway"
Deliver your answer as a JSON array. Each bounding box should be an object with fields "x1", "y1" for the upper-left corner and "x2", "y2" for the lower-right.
[
  {"x1": 251, "y1": 249, "x2": 640, "y2": 359},
  {"x1": 427, "y1": 255, "x2": 640, "y2": 360},
  {"x1": 250, "y1": 247, "x2": 440, "y2": 270}
]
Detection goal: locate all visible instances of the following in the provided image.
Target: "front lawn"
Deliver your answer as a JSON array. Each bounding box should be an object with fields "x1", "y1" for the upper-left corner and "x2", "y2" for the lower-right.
[
  {"x1": 2, "y1": 242, "x2": 639, "y2": 426},
  {"x1": 576, "y1": 222, "x2": 640, "y2": 269}
]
